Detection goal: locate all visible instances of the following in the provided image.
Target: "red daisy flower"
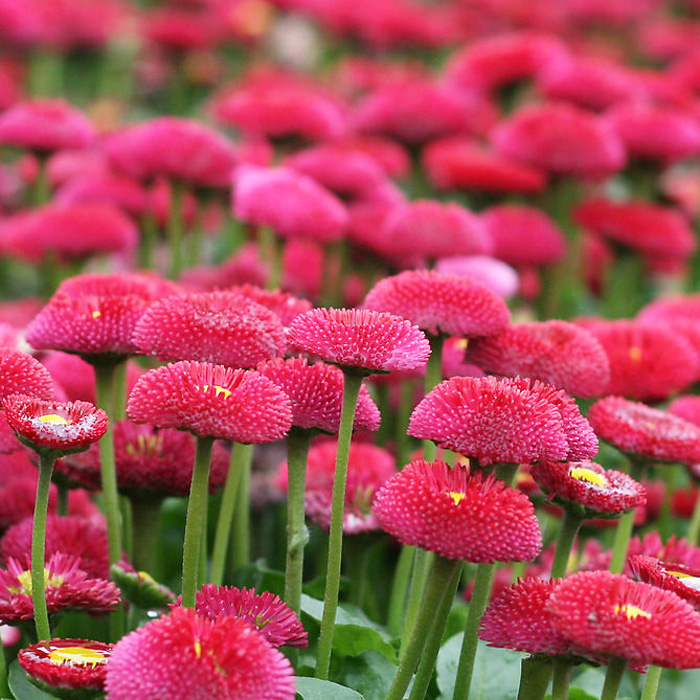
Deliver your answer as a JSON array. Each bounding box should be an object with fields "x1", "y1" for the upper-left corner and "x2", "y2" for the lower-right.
[
  {"x1": 373, "y1": 460, "x2": 542, "y2": 562},
  {"x1": 287, "y1": 308, "x2": 430, "y2": 375},
  {"x1": 478, "y1": 577, "x2": 571, "y2": 655},
  {"x1": 491, "y1": 102, "x2": 626, "y2": 181},
  {"x1": 574, "y1": 198, "x2": 696, "y2": 259},
  {"x1": 480, "y1": 204, "x2": 566, "y2": 267},
  {"x1": 408, "y1": 376, "x2": 596, "y2": 465},
  {"x1": 3, "y1": 396, "x2": 107, "y2": 457},
  {"x1": 19, "y1": 638, "x2": 112, "y2": 698},
  {"x1": 226, "y1": 285, "x2": 313, "y2": 329},
  {"x1": 233, "y1": 165, "x2": 348, "y2": 244},
  {"x1": 104, "y1": 607, "x2": 295, "y2": 700},
  {"x1": 105, "y1": 117, "x2": 238, "y2": 189},
  {"x1": 581, "y1": 319, "x2": 698, "y2": 401},
  {"x1": 423, "y1": 137, "x2": 547, "y2": 195},
  {"x1": 0, "y1": 99, "x2": 96, "y2": 153},
  {"x1": 0, "y1": 349, "x2": 54, "y2": 402},
  {"x1": 0, "y1": 552, "x2": 119, "y2": 624},
  {"x1": 256, "y1": 358, "x2": 380, "y2": 434},
  {"x1": 548, "y1": 570, "x2": 700, "y2": 668},
  {"x1": 363, "y1": 270, "x2": 510, "y2": 339},
  {"x1": 465, "y1": 320, "x2": 610, "y2": 398},
  {"x1": 587, "y1": 396, "x2": 700, "y2": 465},
  {"x1": 629, "y1": 556, "x2": 700, "y2": 611},
  {"x1": 133, "y1": 291, "x2": 286, "y2": 368},
  {"x1": 276, "y1": 439, "x2": 396, "y2": 534},
  {"x1": 127, "y1": 361, "x2": 293, "y2": 443},
  {"x1": 530, "y1": 460, "x2": 646, "y2": 518},
  {"x1": 185, "y1": 585, "x2": 307, "y2": 648}
]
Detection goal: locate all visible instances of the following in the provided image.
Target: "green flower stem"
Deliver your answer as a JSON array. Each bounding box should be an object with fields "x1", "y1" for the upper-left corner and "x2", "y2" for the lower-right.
[
  {"x1": 130, "y1": 496, "x2": 163, "y2": 573},
  {"x1": 167, "y1": 179, "x2": 186, "y2": 279},
  {"x1": 94, "y1": 362, "x2": 124, "y2": 570},
  {"x1": 345, "y1": 535, "x2": 373, "y2": 609},
  {"x1": 601, "y1": 252, "x2": 646, "y2": 320},
  {"x1": 210, "y1": 442, "x2": 254, "y2": 585},
  {"x1": 28, "y1": 48, "x2": 64, "y2": 97},
  {"x1": 494, "y1": 462, "x2": 519, "y2": 484},
  {"x1": 181, "y1": 436, "x2": 215, "y2": 608},
  {"x1": 31, "y1": 155, "x2": 51, "y2": 207},
  {"x1": 121, "y1": 496, "x2": 133, "y2": 562},
  {"x1": 422, "y1": 334, "x2": 444, "y2": 462},
  {"x1": 395, "y1": 378, "x2": 416, "y2": 470},
  {"x1": 31, "y1": 452, "x2": 56, "y2": 642},
  {"x1": 283, "y1": 430, "x2": 313, "y2": 614},
  {"x1": 551, "y1": 658, "x2": 572, "y2": 700},
  {"x1": 0, "y1": 635, "x2": 7, "y2": 697},
  {"x1": 386, "y1": 555, "x2": 462, "y2": 700},
  {"x1": 408, "y1": 560, "x2": 465, "y2": 700},
  {"x1": 112, "y1": 360, "x2": 128, "y2": 421},
  {"x1": 609, "y1": 458, "x2": 646, "y2": 575},
  {"x1": 452, "y1": 561, "x2": 497, "y2": 700},
  {"x1": 600, "y1": 657, "x2": 627, "y2": 700},
  {"x1": 688, "y1": 487, "x2": 700, "y2": 545},
  {"x1": 640, "y1": 664, "x2": 662, "y2": 700},
  {"x1": 550, "y1": 510, "x2": 585, "y2": 579},
  {"x1": 230, "y1": 444, "x2": 252, "y2": 573},
  {"x1": 57, "y1": 485, "x2": 69, "y2": 517},
  {"x1": 516, "y1": 657, "x2": 553, "y2": 700},
  {"x1": 315, "y1": 371, "x2": 364, "y2": 680},
  {"x1": 401, "y1": 548, "x2": 434, "y2": 652},
  {"x1": 138, "y1": 210, "x2": 159, "y2": 270},
  {"x1": 387, "y1": 544, "x2": 415, "y2": 637},
  {"x1": 259, "y1": 225, "x2": 282, "y2": 291}
]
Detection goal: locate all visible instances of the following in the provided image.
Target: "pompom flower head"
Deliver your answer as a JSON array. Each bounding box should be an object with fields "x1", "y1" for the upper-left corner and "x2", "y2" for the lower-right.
[
  {"x1": 373, "y1": 460, "x2": 542, "y2": 562},
  {"x1": 104, "y1": 607, "x2": 295, "y2": 700},
  {"x1": 127, "y1": 361, "x2": 292, "y2": 443},
  {"x1": 0, "y1": 349, "x2": 54, "y2": 401},
  {"x1": 363, "y1": 269, "x2": 510, "y2": 339},
  {"x1": 132, "y1": 291, "x2": 286, "y2": 368},
  {"x1": 19, "y1": 638, "x2": 112, "y2": 699},
  {"x1": 629, "y1": 556, "x2": 700, "y2": 611},
  {"x1": 287, "y1": 308, "x2": 430, "y2": 376},
  {"x1": 465, "y1": 320, "x2": 611, "y2": 398}
]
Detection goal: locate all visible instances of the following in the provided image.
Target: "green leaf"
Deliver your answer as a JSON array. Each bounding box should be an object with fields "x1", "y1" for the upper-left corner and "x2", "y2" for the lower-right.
[
  {"x1": 8, "y1": 661, "x2": 58, "y2": 700},
  {"x1": 340, "y1": 652, "x2": 397, "y2": 700},
  {"x1": 295, "y1": 677, "x2": 364, "y2": 699},
  {"x1": 436, "y1": 636, "x2": 524, "y2": 700},
  {"x1": 300, "y1": 596, "x2": 397, "y2": 662}
]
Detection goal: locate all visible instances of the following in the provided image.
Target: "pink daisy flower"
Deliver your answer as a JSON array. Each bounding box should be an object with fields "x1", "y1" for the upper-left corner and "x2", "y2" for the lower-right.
[
  {"x1": 363, "y1": 270, "x2": 510, "y2": 339},
  {"x1": 287, "y1": 308, "x2": 430, "y2": 375},
  {"x1": 465, "y1": 320, "x2": 610, "y2": 398},
  {"x1": 127, "y1": 361, "x2": 293, "y2": 443},
  {"x1": 373, "y1": 460, "x2": 542, "y2": 562},
  {"x1": 0, "y1": 349, "x2": 54, "y2": 402},
  {"x1": 104, "y1": 607, "x2": 295, "y2": 700},
  {"x1": 629, "y1": 556, "x2": 700, "y2": 611},
  {"x1": 256, "y1": 358, "x2": 380, "y2": 434},
  {"x1": 0, "y1": 552, "x2": 119, "y2": 624},
  {"x1": 548, "y1": 570, "x2": 700, "y2": 669},
  {"x1": 132, "y1": 291, "x2": 286, "y2": 368},
  {"x1": 226, "y1": 285, "x2": 313, "y2": 329}
]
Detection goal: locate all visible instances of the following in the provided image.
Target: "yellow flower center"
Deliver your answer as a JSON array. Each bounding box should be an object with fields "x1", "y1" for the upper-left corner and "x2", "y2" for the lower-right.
[
  {"x1": 570, "y1": 467, "x2": 608, "y2": 487},
  {"x1": 629, "y1": 346, "x2": 642, "y2": 362},
  {"x1": 613, "y1": 604, "x2": 651, "y2": 620},
  {"x1": 126, "y1": 435, "x2": 163, "y2": 458},
  {"x1": 666, "y1": 569, "x2": 692, "y2": 579},
  {"x1": 195, "y1": 384, "x2": 232, "y2": 399},
  {"x1": 48, "y1": 646, "x2": 108, "y2": 667},
  {"x1": 447, "y1": 491, "x2": 466, "y2": 506},
  {"x1": 9, "y1": 569, "x2": 65, "y2": 595},
  {"x1": 194, "y1": 641, "x2": 202, "y2": 658},
  {"x1": 38, "y1": 414, "x2": 71, "y2": 425}
]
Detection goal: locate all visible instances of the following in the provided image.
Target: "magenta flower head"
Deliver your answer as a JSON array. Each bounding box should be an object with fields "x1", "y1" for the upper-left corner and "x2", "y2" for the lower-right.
[
  {"x1": 105, "y1": 117, "x2": 238, "y2": 188},
  {"x1": 187, "y1": 584, "x2": 308, "y2": 648},
  {"x1": 287, "y1": 308, "x2": 430, "y2": 376},
  {"x1": 379, "y1": 199, "x2": 492, "y2": 262},
  {"x1": 256, "y1": 358, "x2": 380, "y2": 434},
  {"x1": 0, "y1": 552, "x2": 120, "y2": 624},
  {"x1": 363, "y1": 269, "x2": 510, "y2": 339},
  {"x1": 479, "y1": 577, "x2": 571, "y2": 655},
  {"x1": 492, "y1": 102, "x2": 626, "y2": 181},
  {"x1": 133, "y1": 291, "x2": 286, "y2": 368},
  {"x1": 0, "y1": 99, "x2": 96, "y2": 153},
  {"x1": 373, "y1": 460, "x2": 542, "y2": 562},
  {"x1": 548, "y1": 570, "x2": 700, "y2": 669},
  {"x1": 226, "y1": 285, "x2": 313, "y2": 329},
  {"x1": 0, "y1": 349, "x2": 54, "y2": 401},
  {"x1": 232, "y1": 165, "x2": 348, "y2": 244},
  {"x1": 127, "y1": 361, "x2": 292, "y2": 443},
  {"x1": 588, "y1": 396, "x2": 700, "y2": 465},
  {"x1": 19, "y1": 638, "x2": 112, "y2": 698},
  {"x1": 409, "y1": 376, "x2": 597, "y2": 465},
  {"x1": 465, "y1": 320, "x2": 611, "y2": 398},
  {"x1": 3, "y1": 395, "x2": 108, "y2": 457},
  {"x1": 530, "y1": 460, "x2": 646, "y2": 518},
  {"x1": 104, "y1": 607, "x2": 295, "y2": 700},
  {"x1": 629, "y1": 556, "x2": 700, "y2": 611}
]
